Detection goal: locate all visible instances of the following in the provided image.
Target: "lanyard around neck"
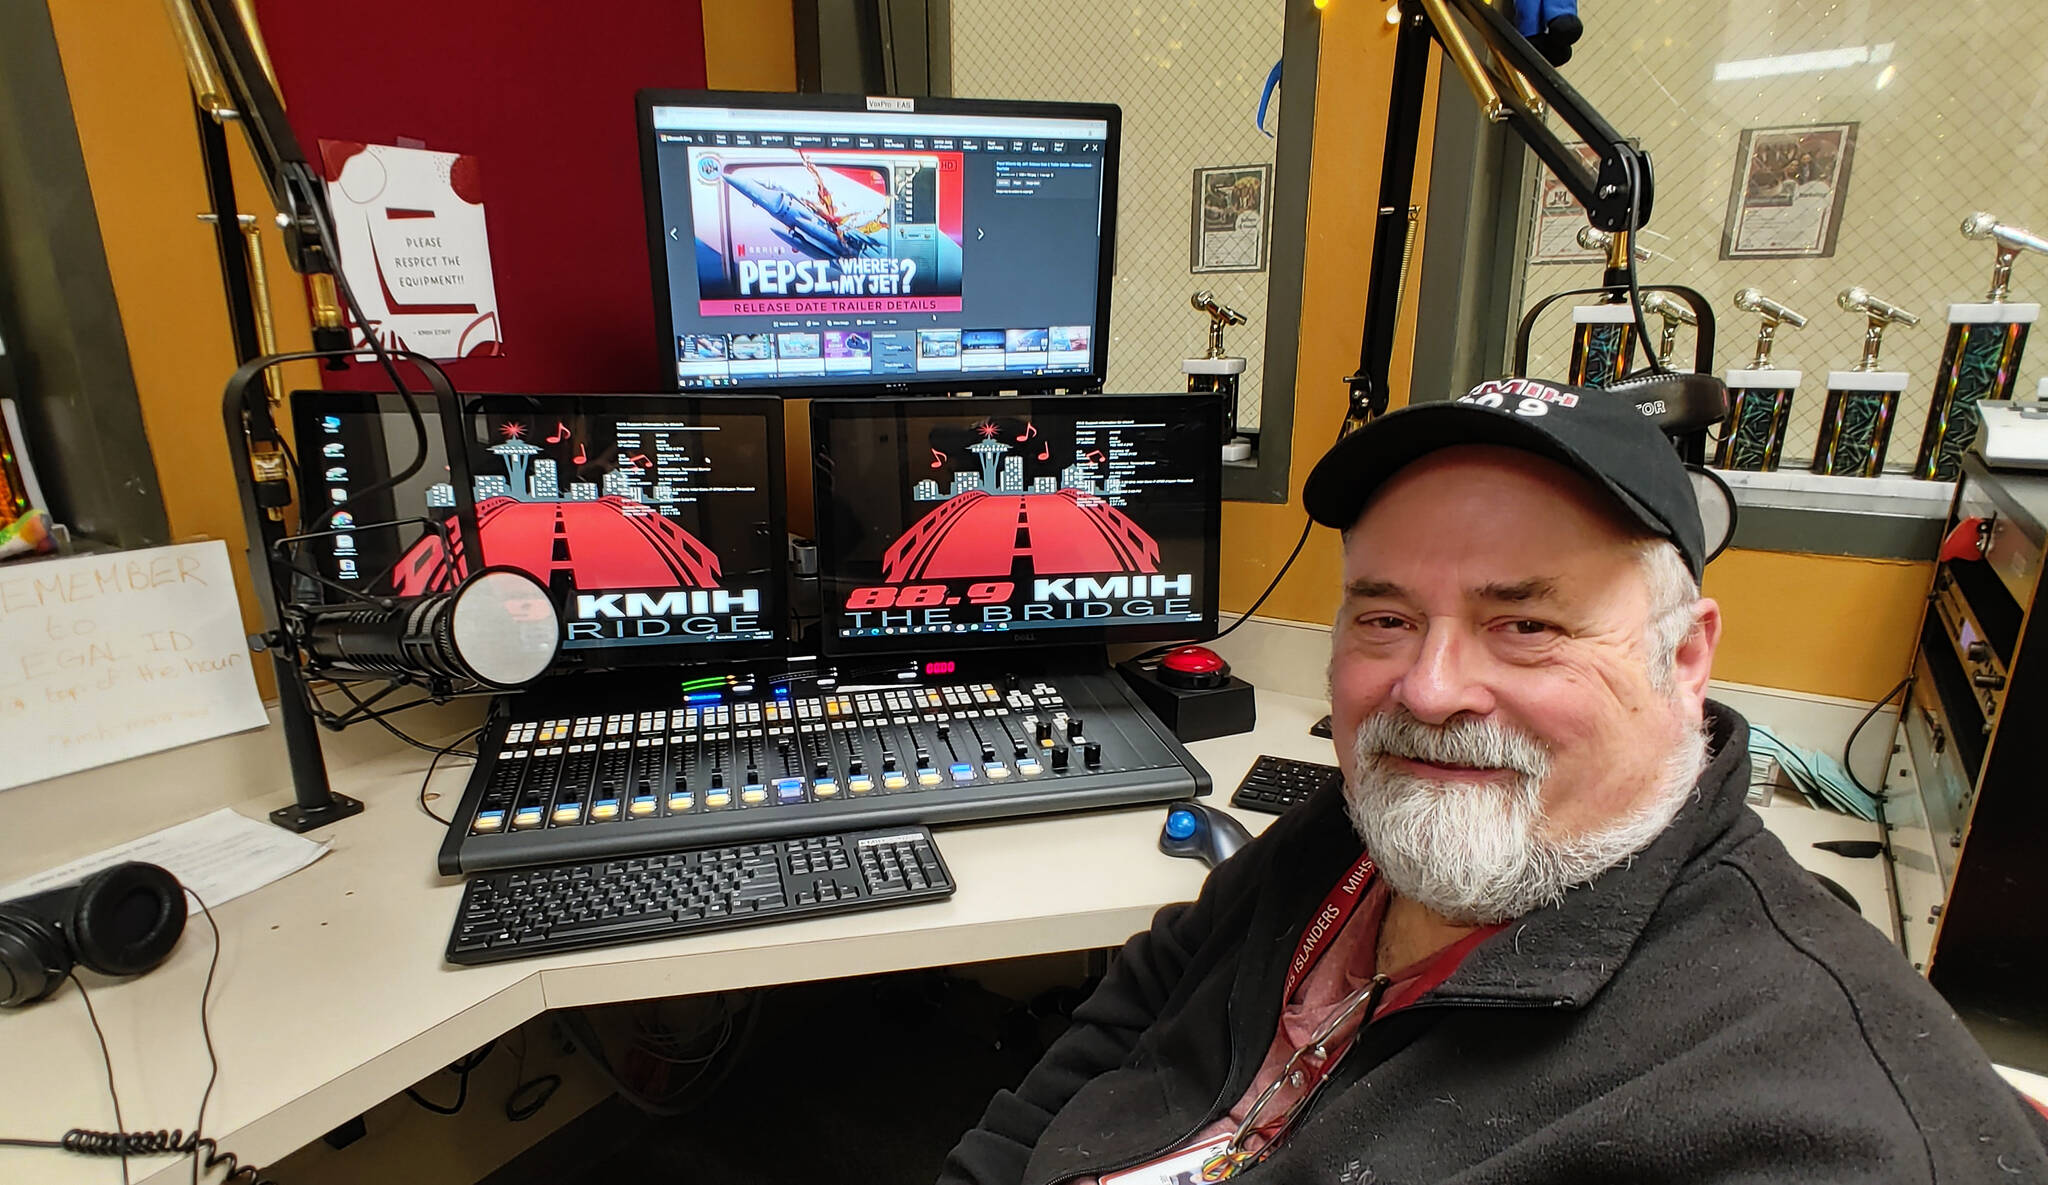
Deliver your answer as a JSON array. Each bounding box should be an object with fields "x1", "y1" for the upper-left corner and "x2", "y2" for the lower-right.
[{"x1": 1282, "y1": 850, "x2": 1377, "y2": 1001}]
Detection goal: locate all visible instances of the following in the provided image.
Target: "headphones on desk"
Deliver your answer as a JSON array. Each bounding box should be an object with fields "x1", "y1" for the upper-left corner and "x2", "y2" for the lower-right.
[{"x1": 0, "y1": 862, "x2": 186, "y2": 1007}]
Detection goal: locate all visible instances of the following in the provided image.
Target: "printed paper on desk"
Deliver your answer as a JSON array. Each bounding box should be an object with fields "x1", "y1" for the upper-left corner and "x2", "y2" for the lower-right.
[
  {"x1": 0, "y1": 540, "x2": 269, "y2": 792},
  {"x1": 321, "y1": 140, "x2": 504, "y2": 361},
  {"x1": 0, "y1": 808, "x2": 327, "y2": 915}
]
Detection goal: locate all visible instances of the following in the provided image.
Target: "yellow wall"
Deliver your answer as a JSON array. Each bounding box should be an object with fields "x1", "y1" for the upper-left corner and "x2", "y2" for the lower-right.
[
  {"x1": 1705, "y1": 550, "x2": 1929, "y2": 701},
  {"x1": 45, "y1": 0, "x2": 321, "y2": 695},
  {"x1": 1218, "y1": 4, "x2": 1438, "y2": 626},
  {"x1": 701, "y1": 1, "x2": 797, "y2": 91}
]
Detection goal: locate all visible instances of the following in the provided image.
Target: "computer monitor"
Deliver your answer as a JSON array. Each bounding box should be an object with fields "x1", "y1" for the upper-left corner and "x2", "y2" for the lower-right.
[
  {"x1": 290, "y1": 392, "x2": 788, "y2": 666},
  {"x1": 637, "y1": 90, "x2": 1120, "y2": 396},
  {"x1": 811, "y1": 392, "x2": 1223, "y2": 654}
]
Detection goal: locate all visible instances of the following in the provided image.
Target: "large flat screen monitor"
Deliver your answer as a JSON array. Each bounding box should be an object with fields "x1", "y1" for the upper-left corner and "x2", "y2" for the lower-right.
[
  {"x1": 812, "y1": 393, "x2": 1222, "y2": 654},
  {"x1": 638, "y1": 90, "x2": 1119, "y2": 396},
  {"x1": 290, "y1": 392, "x2": 788, "y2": 666}
]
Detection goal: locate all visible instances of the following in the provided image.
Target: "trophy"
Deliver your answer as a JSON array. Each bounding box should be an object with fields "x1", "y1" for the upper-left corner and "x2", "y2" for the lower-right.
[
  {"x1": 1566, "y1": 226, "x2": 1649, "y2": 387},
  {"x1": 1184, "y1": 291, "x2": 1251, "y2": 460},
  {"x1": 1813, "y1": 288, "x2": 1918, "y2": 477},
  {"x1": 1910, "y1": 213, "x2": 2044, "y2": 481},
  {"x1": 1714, "y1": 289, "x2": 1807, "y2": 472},
  {"x1": 1641, "y1": 291, "x2": 1697, "y2": 370}
]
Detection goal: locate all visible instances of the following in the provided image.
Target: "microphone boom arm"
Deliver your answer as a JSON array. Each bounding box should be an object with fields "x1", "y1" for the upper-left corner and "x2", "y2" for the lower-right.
[{"x1": 1348, "y1": 0, "x2": 1654, "y2": 426}]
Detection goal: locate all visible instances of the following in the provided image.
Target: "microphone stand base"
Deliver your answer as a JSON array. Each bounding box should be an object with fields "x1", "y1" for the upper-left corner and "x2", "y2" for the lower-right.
[{"x1": 270, "y1": 793, "x2": 365, "y2": 834}]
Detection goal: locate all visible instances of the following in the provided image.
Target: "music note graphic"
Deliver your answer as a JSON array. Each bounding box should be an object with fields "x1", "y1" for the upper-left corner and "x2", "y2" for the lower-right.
[
  {"x1": 627, "y1": 453, "x2": 652, "y2": 469},
  {"x1": 546, "y1": 421, "x2": 572, "y2": 444},
  {"x1": 573, "y1": 444, "x2": 588, "y2": 465}
]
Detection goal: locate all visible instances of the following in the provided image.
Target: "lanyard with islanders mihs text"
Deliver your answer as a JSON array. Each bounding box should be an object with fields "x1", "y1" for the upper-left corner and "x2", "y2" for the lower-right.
[
  {"x1": 1281, "y1": 850, "x2": 1377, "y2": 1000},
  {"x1": 1195, "y1": 851, "x2": 1385, "y2": 1182}
]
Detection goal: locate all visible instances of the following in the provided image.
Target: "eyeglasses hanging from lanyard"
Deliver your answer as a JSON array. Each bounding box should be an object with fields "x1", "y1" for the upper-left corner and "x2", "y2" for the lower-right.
[{"x1": 1198, "y1": 972, "x2": 1392, "y2": 1182}]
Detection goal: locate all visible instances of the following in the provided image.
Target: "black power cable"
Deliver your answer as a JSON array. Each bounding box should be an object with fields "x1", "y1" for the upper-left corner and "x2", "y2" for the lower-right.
[
  {"x1": 404, "y1": 1041, "x2": 498, "y2": 1116},
  {"x1": 417, "y1": 725, "x2": 486, "y2": 826},
  {"x1": 1845, "y1": 676, "x2": 1913, "y2": 799},
  {"x1": 1618, "y1": 152, "x2": 1668, "y2": 380}
]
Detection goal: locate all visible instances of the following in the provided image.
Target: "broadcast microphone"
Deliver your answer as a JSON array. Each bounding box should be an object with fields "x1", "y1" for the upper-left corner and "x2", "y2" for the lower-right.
[
  {"x1": 1733, "y1": 288, "x2": 1808, "y2": 328},
  {"x1": 1962, "y1": 212, "x2": 2048, "y2": 257},
  {"x1": 291, "y1": 569, "x2": 561, "y2": 690},
  {"x1": 1839, "y1": 287, "x2": 1919, "y2": 326}
]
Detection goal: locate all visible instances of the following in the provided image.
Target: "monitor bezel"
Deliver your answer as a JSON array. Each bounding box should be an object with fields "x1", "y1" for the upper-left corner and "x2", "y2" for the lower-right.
[
  {"x1": 810, "y1": 392, "x2": 1223, "y2": 657},
  {"x1": 287, "y1": 389, "x2": 792, "y2": 668},
  {"x1": 636, "y1": 88, "x2": 1122, "y2": 399}
]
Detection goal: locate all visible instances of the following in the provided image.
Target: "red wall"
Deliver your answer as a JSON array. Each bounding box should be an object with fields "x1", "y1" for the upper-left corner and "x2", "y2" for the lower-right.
[{"x1": 256, "y1": 1, "x2": 707, "y2": 393}]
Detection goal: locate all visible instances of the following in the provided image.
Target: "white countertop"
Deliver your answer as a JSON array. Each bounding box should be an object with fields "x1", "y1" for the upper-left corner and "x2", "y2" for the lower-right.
[{"x1": 0, "y1": 684, "x2": 1922, "y2": 1183}]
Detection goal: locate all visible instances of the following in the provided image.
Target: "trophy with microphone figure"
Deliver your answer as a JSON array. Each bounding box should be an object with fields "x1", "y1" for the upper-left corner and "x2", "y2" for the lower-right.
[
  {"x1": 1814, "y1": 288, "x2": 1917, "y2": 478},
  {"x1": 1911, "y1": 213, "x2": 2043, "y2": 481},
  {"x1": 1185, "y1": 291, "x2": 1253, "y2": 461},
  {"x1": 1715, "y1": 289, "x2": 1806, "y2": 472}
]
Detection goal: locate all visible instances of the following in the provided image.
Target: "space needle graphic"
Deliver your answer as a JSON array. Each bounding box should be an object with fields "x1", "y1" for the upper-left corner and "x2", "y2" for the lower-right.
[
  {"x1": 489, "y1": 422, "x2": 542, "y2": 496},
  {"x1": 881, "y1": 416, "x2": 1161, "y2": 584},
  {"x1": 967, "y1": 423, "x2": 1010, "y2": 490}
]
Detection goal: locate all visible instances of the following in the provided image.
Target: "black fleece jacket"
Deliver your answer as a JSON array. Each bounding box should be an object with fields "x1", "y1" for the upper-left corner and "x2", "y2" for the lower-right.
[{"x1": 939, "y1": 704, "x2": 2048, "y2": 1184}]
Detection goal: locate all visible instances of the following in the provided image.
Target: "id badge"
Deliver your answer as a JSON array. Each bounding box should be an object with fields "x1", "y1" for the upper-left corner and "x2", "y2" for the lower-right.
[{"x1": 1101, "y1": 1136, "x2": 1237, "y2": 1185}]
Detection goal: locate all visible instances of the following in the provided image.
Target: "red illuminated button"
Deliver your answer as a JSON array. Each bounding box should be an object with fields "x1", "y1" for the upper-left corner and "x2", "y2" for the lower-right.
[{"x1": 1158, "y1": 645, "x2": 1230, "y2": 690}]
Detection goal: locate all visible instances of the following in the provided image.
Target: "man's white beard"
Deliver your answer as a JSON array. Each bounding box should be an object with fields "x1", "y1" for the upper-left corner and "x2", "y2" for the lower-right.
[{"x1": 1342, "y1": 708, "x2": 1708, "y2": 925}]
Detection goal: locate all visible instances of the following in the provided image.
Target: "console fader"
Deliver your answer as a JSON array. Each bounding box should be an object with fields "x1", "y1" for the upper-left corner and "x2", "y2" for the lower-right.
[{"x1": 437, "y1": 658, "x2": 1211, "y2": 875}]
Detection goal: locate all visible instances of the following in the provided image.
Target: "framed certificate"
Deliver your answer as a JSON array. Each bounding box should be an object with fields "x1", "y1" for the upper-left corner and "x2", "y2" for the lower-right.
[{"x1": 1720, "y1": 122, "x2": 1858, "y2": 260}]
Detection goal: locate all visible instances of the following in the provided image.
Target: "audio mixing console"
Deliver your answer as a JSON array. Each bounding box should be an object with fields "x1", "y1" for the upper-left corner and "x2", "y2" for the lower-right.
[{"x1": 437, "y1": 655, "x2": 1211, "y2": 874}]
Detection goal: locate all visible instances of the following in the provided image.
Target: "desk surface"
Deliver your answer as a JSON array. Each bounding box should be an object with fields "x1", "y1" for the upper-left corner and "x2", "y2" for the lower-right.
[{"x1": 0, "y1": 688, "x2": 1892, "y2": 1185}]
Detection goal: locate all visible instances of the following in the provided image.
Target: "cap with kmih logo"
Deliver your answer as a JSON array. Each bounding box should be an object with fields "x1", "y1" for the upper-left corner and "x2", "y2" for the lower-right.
[{"x1": 1302, "y1": 377, "x2": 1707, "y2": 578}]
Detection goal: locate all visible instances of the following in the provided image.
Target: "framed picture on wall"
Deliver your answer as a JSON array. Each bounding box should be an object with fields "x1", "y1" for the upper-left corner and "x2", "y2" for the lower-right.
[
  {"x1": 1191, "y1": 163, "x2": 1271, "y2": 273},
  {"x1": 1527, "y1": 141, "x2": 1607, "y2": 265},
  {"x1": 1720, "y1": 122, "x2": 1858, "y2": 260}
]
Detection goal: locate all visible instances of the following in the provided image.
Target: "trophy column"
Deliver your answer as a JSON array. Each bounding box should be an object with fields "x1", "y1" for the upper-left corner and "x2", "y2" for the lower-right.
[
  {"x1": 1569, "y1": 304, "x2": 1636, "y2": 387},
  {"x1": 1814, "y1": 288, "x2": 1918, "y2": 478},
  {"x1": 1715, "y1": 288, "x2": 1807, "y2": 472},
  {"x1": 1911, "y1": 213, "x2": 2044, "y2": 481}
]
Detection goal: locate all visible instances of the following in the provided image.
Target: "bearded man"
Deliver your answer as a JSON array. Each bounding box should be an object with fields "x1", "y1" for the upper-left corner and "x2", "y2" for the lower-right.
[{"x1": 939, "y1": 379, "x2": 2048, "y2": 1184}]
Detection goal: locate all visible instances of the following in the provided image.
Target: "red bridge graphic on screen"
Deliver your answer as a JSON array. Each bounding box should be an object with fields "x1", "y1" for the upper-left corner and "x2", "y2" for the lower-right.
[
  {"x1": 393, "y1": 497, "x2": 723, "y2": 595},
  {"x1": 881, "y1": 490, "x2": 1159, "y2": 584}
]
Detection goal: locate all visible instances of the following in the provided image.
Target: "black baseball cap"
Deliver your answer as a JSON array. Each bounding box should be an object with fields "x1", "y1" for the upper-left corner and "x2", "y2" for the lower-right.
[{"x1": 1302, "y1": 377, "x2": 1706, "y2": 578}]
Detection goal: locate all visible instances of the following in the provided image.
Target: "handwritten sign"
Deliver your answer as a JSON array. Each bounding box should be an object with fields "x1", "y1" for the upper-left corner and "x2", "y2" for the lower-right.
[{"x1": 0, "y1": 541, "x2": 268, "y2": 791}]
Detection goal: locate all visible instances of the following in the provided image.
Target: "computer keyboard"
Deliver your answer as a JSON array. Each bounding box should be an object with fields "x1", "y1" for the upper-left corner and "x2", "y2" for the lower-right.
[
  {"x1": 1230, "y1": 754, "x2": 1343, "y2": 815},
  {"x1": 446, "y1": 825, "x2": 956, "y2": 965}
]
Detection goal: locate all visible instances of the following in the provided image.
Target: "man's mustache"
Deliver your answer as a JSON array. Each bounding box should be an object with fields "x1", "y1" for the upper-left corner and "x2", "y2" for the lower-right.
[{"x1": 1355, "y1": 709, "x2": 1550, "y2": 779}]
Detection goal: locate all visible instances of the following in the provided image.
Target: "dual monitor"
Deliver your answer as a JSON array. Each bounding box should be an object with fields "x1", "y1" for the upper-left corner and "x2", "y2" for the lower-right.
[{"x1": 294, "y1": 392, "x2": 1222, "y2": 671}]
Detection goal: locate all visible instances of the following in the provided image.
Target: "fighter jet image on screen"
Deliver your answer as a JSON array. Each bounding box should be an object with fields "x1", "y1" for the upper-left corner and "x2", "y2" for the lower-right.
[
  {"x1": 687, "y1": 145, "x2": 965, "y2": 315},
  {"x1": 722, "y1": 161, "x2": 888, "y2": 261}
]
